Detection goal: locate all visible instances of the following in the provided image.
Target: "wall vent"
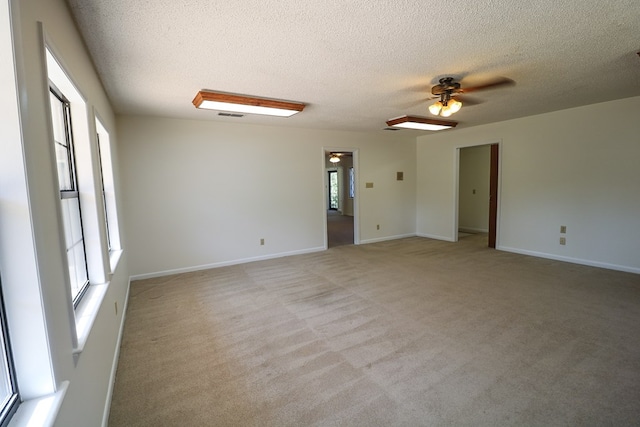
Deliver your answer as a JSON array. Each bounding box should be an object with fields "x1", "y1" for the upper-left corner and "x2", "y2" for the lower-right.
[{"x1": 218, "y1": 112, "x2": 244, "y2": 117}]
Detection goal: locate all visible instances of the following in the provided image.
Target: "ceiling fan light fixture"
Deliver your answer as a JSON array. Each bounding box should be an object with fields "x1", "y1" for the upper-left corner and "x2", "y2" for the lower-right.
[
  {"x1": 440, "y1": 104, "x2": 453, "y2": 117},
  {"x1": 448, "y1": 98, "x2": 462, "y2": 113},
  {"x1": 428, "y1": 101, "x2": 443, "y2": 115},
  {"x1": 193, "y1": 90, "x2": 306, "y2": 117},
  {"x1": 329, "y1": 154, "x2": 341, "y2": 163},
  {"x1": 429, "y1": 96, "x2": 461, "y2": 117},
  {"x1": 386, "y1": 115, "x2": 457, "y2": 131}
]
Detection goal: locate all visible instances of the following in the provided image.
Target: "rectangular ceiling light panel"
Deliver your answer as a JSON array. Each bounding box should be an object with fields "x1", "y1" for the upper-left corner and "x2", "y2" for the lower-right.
[
  {"x1": 193, "y1": 91, "x2": 305, "y2": 117},
  {"x1": 386, "y1": 115, "x2": 457, "y2": 131}
]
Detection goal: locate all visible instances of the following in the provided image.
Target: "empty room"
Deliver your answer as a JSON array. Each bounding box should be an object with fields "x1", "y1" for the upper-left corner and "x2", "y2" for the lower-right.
[{"x1": 1, "y1": 0, "x2": 640, "y2": 425}]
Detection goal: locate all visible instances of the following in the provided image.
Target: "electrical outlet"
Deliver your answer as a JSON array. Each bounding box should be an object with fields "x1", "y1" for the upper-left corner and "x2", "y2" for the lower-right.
[
  {"x1": 376, "y1": 224, "x2": 380, "y2": 230},
  {"x1": 560, "y1": 225, "x2": 566, "y2": 233},
  {"x1": 560, "y1": 237, "x2": 566, "y2": 245},
  {"x1": 260, "y1": 238, "x2": 265, "y2": 246}
]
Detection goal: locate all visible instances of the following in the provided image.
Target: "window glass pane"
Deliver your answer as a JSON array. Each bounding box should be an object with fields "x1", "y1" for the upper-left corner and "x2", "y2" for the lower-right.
[
  {"x1": 96, "y1": 134, "x2": 111, "y2": 250},
  {"x1": 0, "y1": 327, "x2": 12, "y2": 409},
  {"x1": 329, "y1": 171, "x2": 338, "y2": 209},
  {"x1": 60, "y1": 197, "x2": 74, "y2": 247},
  {"x1": 50, "y1": 92, "x2": 73, "y2": 191},
  {"x1": 68, "y1": 242, "x2": 88, "y2": 301},
  {"x1": 60, "y1": 196, "x2": 88, "y2": 302},
  {"x1": 0, "y1": 276, "x2": 18, "y2": 424},
  {"x1": 67, "y1": 246, "x2": 78, "y2": 297},
  {"x1": 96, "y1": 119, "x2": 121, "y2": 253},
  {"x1": 349, "y1": 167, "x2": 355, "y2": 199},
  {"x1": 54, "y1": 143, "x2": 72, "y2": 190},
  {"x1": 66, "y1": 197, "x2": 83, "y2": 247},
  {"x1": 49, "y1": 92, "x2": 66, "y2": 146}
]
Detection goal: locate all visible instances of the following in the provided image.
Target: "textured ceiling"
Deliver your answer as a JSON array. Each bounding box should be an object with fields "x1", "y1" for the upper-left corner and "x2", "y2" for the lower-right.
[{"x1": 66, "y1": 0, "x2": 640, "y2": 133}]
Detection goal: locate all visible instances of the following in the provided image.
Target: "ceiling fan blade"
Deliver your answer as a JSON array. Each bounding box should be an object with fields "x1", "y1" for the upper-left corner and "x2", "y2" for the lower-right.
[{"x1": 460, "y1": 77, "x2": 514, "y2": 93}]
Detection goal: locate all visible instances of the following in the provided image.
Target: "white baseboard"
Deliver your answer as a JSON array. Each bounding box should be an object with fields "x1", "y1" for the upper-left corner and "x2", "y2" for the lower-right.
[
  {"x1": 102, "y1": 278, "x2": 131, "y2": 427},
  {"x1": 359, "y1": 233, "x2": 416, "y2": 244},
  {"x1": 129, "y1": 246, "x2": 326, "y2": 281},
  {"x1": 498, "y1": 246, "x2": 640, "y2": 274},
  {"x1": 416, "y1": 232, "x2": 456, "y2": 242}
]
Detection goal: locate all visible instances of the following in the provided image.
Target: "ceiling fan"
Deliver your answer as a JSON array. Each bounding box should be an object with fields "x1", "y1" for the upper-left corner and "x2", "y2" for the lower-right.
[
  {"x1": 428, "y1": 76, "x2": 514, "y2": 117},
  {"x1": 328, "y1": 152, "x2": 351, "y2": 163}
]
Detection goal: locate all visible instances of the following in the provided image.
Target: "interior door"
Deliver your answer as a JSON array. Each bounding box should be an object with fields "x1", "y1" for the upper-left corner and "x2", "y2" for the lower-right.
[{"x1": 488, "y1": 143, "x2": 499, "y2": 248}]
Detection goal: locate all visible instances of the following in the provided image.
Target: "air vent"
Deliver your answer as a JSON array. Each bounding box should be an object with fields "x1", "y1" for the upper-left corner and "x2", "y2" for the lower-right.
[
  {"x1": 218, "y1": 112, "x2": 244, "y2": 118},
  {"x1": 384, "y1": 127, "x2": 400, "y2": 131}
]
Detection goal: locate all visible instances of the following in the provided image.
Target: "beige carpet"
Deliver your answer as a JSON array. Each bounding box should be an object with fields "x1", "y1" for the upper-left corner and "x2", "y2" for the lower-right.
[
  {"x1": 109, "y1": 235, "x2": 640, "y2": 426},
  {"x1": 327, "y1": 210, "x2": 354, "y2": 248}
]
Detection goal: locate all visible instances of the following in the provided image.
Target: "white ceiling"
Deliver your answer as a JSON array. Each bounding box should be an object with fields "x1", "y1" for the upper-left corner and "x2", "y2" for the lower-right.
[{"x1": 65, "y1": 0, "x2": 640, "y2": 133}]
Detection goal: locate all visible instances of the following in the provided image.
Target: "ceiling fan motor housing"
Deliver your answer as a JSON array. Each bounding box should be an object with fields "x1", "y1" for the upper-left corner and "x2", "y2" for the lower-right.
[{"x1": 431, "y1": 77, "x2": 461, "y2": 95}]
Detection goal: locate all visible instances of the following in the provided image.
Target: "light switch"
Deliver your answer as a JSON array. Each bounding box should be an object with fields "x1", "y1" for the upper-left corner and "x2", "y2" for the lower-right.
[{"x1": 365, "y1": 182, "x2": 374, "y2": 188}]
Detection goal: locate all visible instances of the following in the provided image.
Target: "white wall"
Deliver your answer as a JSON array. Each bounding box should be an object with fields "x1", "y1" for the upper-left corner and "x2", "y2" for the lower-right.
[
  {"x1": 118, "y1": 116, "x2": 416, "y2": 277},
  {"x1": 5, "y1": 0, "x2": 130, "y2": 424},
  {"x1": 458, "y1": 145, "x2": 490, "y2": 233},
  {"x1": 417, "y1": 96, "x2": 640, "y2": 273}
]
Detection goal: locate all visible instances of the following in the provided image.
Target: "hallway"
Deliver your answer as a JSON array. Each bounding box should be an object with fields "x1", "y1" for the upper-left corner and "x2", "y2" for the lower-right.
[{"x1": 327, "y1": 210, "x2": 353, "y2": 247}]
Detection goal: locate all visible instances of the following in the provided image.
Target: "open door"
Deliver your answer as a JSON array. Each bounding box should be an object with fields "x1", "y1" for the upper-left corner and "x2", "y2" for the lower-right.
[{"x1": 488, "y1": 143, "x2": 498, "y2": 248}]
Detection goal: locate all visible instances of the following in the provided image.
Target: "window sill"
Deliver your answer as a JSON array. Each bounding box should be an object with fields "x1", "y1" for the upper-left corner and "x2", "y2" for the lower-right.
[
  {"x1": 108, "y1": 249, "x2": 123, "y2": 274},
  {"x1": 9, "y1": 381, "x2": 68, "y2": 427},
  {"x1": 72, "y1": 282, "x2": 109, "y2": 359}
]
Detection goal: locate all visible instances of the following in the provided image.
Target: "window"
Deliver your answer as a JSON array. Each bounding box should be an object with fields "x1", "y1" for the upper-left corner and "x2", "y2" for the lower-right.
[
  {"x1": 95, "y1": 133, "x2": 110, "y2": 251},
  {"x1": 328, "y1": 170, "x2": 339, "y2": 210},
  {"x1": 0, "y1": 277, "x2": 18, "y2": 427},
  {"x1": 49, "y1": 86, "x2": 89, "y2": 306},
  {"x1": 47, "y1": 46, "x2": 115, "y2": 354},
  {"x1": 348, "y1": 167, "x2": 355, "y2": 199},
  {"x1": 95, "y1": 118, "x2": 121, "y2": 258}
]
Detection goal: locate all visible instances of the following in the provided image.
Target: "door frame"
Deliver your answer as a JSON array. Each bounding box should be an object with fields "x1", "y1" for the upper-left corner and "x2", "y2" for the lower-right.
[
  {"x1": 322, "y1": 147, "x2": 359, "y2": 249},
  {"x1": 453, "y1": 141, "x2": 501, "y2": 247}
]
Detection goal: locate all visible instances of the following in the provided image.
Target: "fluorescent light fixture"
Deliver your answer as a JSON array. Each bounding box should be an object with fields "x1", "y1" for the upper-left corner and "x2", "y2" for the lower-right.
[
  {"x1": 385, "y1": 115, "x2": 457, "y2": 131},
  {"x1": 193, "y1": 90, "x2": 305, "y2": 117}
]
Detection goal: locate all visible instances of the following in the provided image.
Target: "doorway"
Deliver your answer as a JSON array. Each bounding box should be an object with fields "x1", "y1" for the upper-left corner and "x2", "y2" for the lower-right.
[
  {"x1": 324, "y1": 149, "x2": 358, "y2": 248},
  {"x1": 456, "y1": 143, "x2": 499, "y2": 248}
]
